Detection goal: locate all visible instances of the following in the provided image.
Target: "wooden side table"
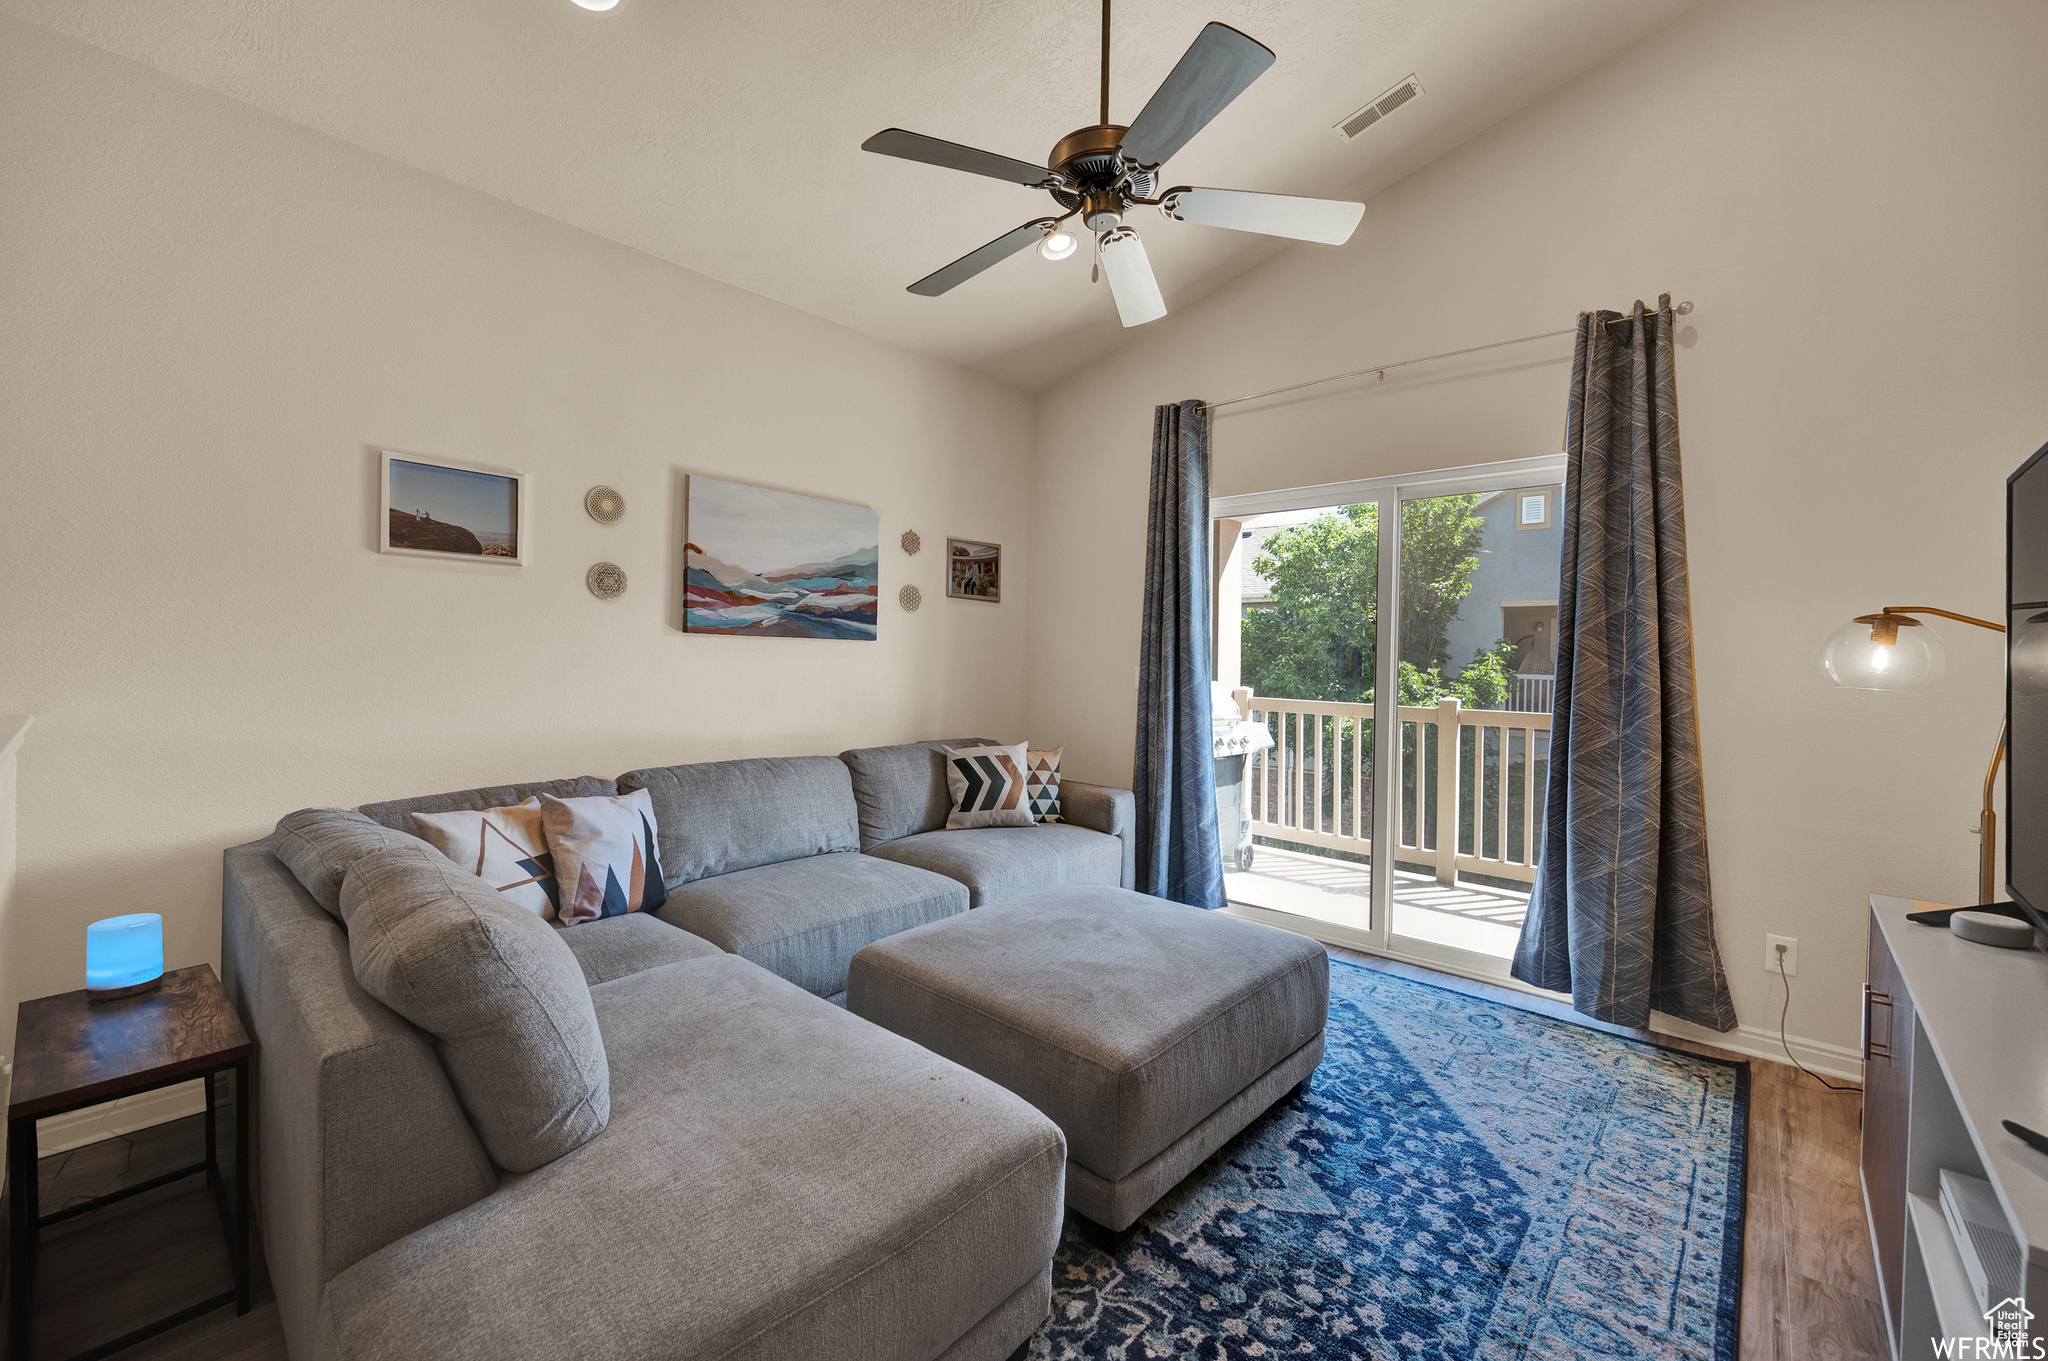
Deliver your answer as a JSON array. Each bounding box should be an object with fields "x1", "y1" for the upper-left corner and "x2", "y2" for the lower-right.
[{"x1": 8, "y1": 965, "x2": 252, "y2": 1361}]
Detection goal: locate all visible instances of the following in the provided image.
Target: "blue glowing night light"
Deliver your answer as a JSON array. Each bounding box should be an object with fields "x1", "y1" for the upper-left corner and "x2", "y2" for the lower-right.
[{"x1": 86, "y1": 913, "x2": 164, "y2": 1000}]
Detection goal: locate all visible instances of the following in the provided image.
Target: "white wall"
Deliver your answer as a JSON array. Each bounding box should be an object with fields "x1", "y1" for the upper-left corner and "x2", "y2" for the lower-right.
[
  {"x1": 0, "y1": 720, "x2": 25, "y2": 1091},
  {"x1": 0, "y1": 19, "x2": 1034, "y2": 1054},
  {"x1": 1027, "y1": 0, "x2": 2048, "y2": 1056}
]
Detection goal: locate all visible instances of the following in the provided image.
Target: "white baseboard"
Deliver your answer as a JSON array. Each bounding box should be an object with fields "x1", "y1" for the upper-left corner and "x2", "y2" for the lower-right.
[
  {"x1": 1221, "y1": 901, "x2": 1866, "y2": 1085},
  {"x1": 1655, "y1": 1017, "x2": 1865, "y2": 1084},
  {"x1": 36, "y1": 1079, "x2": 209, "y2": 1156}
]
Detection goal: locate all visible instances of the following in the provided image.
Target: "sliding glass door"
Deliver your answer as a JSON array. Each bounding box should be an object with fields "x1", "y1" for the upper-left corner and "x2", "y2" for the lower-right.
[
  {"x1": 1215, "y1": 455, "x2": 1564, "y2": 979},
  {"x1": 1222, "y1": 501, "x2": 1379, "y2": 932}
]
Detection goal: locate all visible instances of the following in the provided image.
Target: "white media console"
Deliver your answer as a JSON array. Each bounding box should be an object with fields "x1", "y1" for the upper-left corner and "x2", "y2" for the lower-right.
[{"x1": 1865, "y1": 895, "x2": 2048, "y2": 1356}]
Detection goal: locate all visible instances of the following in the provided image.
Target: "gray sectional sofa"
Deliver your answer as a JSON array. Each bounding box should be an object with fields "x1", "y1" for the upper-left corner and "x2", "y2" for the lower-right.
[{"x1": 223, "y1": 738, "x2": 1135, "y2": 1361}]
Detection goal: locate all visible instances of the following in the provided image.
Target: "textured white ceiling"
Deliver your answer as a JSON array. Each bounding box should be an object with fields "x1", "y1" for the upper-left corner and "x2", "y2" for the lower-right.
[{"x1": 5, "y1": 0, "x2": 1698, "y2": 391}]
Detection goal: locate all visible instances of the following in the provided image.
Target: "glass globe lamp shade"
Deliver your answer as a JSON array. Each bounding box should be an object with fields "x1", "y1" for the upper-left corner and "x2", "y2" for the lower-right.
[
  {"x1": 570, "y1": 0, "x2": 621, "y2": 10},
  {"x1": 2012, "y1": 613, "x2": 2048, "y2": 696},
  {"x1": 1039, "y1": 231, "x2": 1077, "y2": 261},
  {"x1": 1821, "y1": 616, "x2": 1945, "y2": 693}
]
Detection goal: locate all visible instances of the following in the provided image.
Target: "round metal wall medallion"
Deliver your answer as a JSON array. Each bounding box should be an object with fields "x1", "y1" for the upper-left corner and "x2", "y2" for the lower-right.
[
  {"x1": 900, "y1": 529, "x2": 921, "y2": 555},
  {"x1": 587, "y1": 562, "x2": 627, "y2": 599},
  {"x1": 584, "y1": 485, "x2": 626, "y2": 524},
  {"x1": 898, "y1": 585, "x2": 921, "y2": 612}
]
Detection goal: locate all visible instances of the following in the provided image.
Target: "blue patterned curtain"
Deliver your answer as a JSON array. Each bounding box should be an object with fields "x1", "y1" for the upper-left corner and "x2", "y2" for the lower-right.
[
  {"x1": 1511, "y1": 295, "x2": 1737, "y2": 1032},
  {"x1": 1135, "y1": 400, "x2": 1225, "y2": 909}
]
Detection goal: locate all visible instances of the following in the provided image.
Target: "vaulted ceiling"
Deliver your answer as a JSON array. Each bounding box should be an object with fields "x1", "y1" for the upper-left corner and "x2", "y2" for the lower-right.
[{"x1": 4, "y1": 0, "x2": 1699, "y2": 390}]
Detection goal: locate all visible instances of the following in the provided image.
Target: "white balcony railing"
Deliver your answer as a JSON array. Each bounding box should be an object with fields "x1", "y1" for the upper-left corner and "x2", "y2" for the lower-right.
[
  {"x1": 1509, "y1": 673, "x2": 1555, "y2": 714},
  {"x1": 1244, "y1": 693, "x2": 1551, "y2": 888}
]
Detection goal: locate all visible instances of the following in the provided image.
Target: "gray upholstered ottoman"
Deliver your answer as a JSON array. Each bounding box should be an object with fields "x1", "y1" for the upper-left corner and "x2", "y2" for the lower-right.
[{"x1": 847, "y1": 883, "x2": 1328, "y2": 1232}]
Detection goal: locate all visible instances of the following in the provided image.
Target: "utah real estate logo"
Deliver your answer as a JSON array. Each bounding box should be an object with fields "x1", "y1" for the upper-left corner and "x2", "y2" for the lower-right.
[{"x1": 1935, "y1": 1298, "x2": 2035, "y2": 1358}]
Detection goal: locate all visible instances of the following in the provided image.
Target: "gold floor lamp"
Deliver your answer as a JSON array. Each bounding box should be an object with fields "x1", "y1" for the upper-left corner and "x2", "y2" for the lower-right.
[{"x1": 1822, "y1": 605, "x2": 2007, "y2": 904}]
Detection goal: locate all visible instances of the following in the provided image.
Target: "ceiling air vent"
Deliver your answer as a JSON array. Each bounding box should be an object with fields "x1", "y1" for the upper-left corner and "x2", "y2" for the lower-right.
[{"x1": 1336, "y1": 75, "x2": 1423, "y2": 141}]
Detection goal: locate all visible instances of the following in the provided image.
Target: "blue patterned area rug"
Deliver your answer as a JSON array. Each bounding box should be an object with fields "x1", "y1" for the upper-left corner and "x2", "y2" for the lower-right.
[{"x1": 1029, "y1": 959, "x2": 1748, "y2": 1361}]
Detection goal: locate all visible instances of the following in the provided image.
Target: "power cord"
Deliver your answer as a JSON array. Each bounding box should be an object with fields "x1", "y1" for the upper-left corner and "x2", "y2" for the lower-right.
[
  {"x1": 54, "y1": 1130, "x2": 142, "y2": 1211},
  {"x1": 1776, "y1": 944, "x2": 1861, "y2": 1094}
]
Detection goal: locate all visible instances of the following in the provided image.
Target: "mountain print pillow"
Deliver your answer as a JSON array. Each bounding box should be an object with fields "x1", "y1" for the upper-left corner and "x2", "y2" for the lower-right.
[
  {"x1": 538, "y1": 788, "x2": 669, "y2": 925},
  {"x1": 408, "y1": 798, "x2": 560, "y2": 919},
  {"x1": 943, "y1": 743, "x2": 1036, "y2": 829}
]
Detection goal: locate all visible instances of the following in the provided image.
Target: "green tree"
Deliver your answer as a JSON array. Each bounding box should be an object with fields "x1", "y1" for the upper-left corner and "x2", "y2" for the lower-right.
[
  {"x1": 1397, "y1": 496, "x2": 1488, "y2": 672},
  {"x1": 1240, "y1": 507, "x2": 1378, "y2": 703},
  {"x1": 1399, "y1": 640, "x2": 1519, "y2": 711},
  {"x1": 1240, "y1": 497, "x2": 1491, "y2": 705}
]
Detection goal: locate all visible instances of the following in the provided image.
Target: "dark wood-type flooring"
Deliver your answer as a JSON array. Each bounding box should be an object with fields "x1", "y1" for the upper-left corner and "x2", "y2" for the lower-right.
[
  {"x1": 1718, "y1": 1041, "x2": 1888, "y2": 1359},
  {"x1": 5, "y1": 957, "x2": 1880, "y2": 1360},
  {"x1": 6, "y1": 1091, "x2": 282, "y2": 1361}
]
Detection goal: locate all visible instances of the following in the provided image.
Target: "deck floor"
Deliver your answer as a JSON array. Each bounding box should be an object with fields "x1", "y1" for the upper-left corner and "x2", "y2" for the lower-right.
[{"x1": 1225, "y1": 840, "x2": 1531, "y2": 957}]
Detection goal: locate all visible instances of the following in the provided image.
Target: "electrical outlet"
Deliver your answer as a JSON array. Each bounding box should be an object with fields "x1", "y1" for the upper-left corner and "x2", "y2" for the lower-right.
[{"x1": 1766, "y1": 935, "x2": 1798, "y2": 977}]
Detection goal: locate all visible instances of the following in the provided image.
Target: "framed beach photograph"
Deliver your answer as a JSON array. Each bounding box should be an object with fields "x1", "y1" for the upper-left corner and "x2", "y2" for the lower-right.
[
  {"x1": 946, "y1": 538, "x2": 1001, "y2": 602},
  {"x1": 381, "y1": 452, "x2": 527, "y2": 565},
  {"x1": 683, "y1": 476, "x2": 878, "y2": 640}
]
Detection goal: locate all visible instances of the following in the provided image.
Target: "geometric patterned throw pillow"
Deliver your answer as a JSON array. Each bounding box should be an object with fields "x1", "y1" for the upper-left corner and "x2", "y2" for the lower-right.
[
  {"x1": 537, "y1": 787, "x2": 669, "y2": 926},
  {"x1": 942, "y1": 742, "x2": 1036, "y2": 829},
  {"x1": 408, "y1": 798, "x2": 561, "y2": 920},
  {"x1": 1026, "y1": 747, "x2": 1064, "y2": 824}
]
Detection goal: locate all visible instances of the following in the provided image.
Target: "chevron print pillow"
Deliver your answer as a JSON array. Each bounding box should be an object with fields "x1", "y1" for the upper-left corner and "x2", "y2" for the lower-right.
[
  {"x1": 942, "y1": 743, "x2": 1036, "y2": 829},
  {"x1": 1027, "y1": 747, "x2": 1064, "y2": 824}
]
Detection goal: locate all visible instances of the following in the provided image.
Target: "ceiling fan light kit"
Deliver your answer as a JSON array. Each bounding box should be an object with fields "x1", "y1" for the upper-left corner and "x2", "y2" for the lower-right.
[{"x1": 862, "y1": 1, "x2": 1364, "y2": 328}]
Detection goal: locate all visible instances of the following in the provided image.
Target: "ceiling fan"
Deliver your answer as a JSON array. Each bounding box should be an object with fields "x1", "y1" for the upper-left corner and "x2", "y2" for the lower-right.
[{"x1": 861, "y1": 0, "x2": 1365, "y2": 327}]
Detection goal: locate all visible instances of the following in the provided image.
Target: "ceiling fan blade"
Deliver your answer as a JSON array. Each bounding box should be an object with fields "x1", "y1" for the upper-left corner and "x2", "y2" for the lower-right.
[
  {"x1": 862, "y1": 129, "x2": 1051, "y2": 188},
  {"x1": 1159, "y1": 187, "x2": 1364, "y2": 245},
  {"x1": 1098, "y1": 229, "x2": 1167, "y2": 327},
  {"x1": 907, "y1": 219, "x2": 1060, "y2": 297},
  {"x1": 1118, "y1": 24, "x2": 1275, "y2": 171}
]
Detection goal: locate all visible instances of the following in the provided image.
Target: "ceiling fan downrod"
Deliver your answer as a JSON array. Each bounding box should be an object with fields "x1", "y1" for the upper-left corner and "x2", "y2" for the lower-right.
[{"x1": 1101, "y1": 0, "x2": 1111, "y2": 127}]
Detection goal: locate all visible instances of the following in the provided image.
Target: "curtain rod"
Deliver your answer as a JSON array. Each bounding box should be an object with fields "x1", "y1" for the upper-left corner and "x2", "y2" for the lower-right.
[{"x1": 1199, "y1": 300, "x2": 1694, "y2": 414}]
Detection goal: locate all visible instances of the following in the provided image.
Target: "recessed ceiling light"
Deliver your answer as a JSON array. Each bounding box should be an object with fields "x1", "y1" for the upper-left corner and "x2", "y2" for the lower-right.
[{"x1": 570, "y1": 0, "x2": 621, "y2": 10}]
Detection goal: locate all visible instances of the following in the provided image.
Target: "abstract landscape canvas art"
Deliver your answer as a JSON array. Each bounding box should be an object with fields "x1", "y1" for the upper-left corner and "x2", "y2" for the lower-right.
[
  {"x1": 382, "y1": 453, "x2": 524, "y2": 563},
  {"x1": 684, "y1": 476, "x2": 878, "y2": 640}
]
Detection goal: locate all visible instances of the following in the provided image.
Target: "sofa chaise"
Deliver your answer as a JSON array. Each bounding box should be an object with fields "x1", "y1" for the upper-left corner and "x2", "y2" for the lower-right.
[{"x1": 223, "y1": 738, "x2": 1134, "y2": 1360}]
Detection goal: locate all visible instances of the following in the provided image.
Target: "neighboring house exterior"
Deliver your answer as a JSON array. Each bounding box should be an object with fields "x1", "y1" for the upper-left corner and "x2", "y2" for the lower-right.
[
  {"x1": 1442, "y1": 484, "x2": 1563, "y2": 681},
  {"x1": 1239, "y1": 522, "x2": 1285, "y2": 607}
]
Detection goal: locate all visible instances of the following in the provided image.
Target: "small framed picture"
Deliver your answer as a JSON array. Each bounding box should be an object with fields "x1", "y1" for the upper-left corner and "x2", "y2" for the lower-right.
[
  {"x1": 947, "y1": 538, "x2": 1001, "y2": 602},
  {"x1": 381, "y1": 452, "x2": 527, "y2": 564}
]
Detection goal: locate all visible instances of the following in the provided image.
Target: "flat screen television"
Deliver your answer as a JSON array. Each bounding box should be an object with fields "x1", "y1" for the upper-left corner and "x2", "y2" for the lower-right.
[{"x1": 2006, "y1": 442, "x2": 2048, "y2": 926}]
